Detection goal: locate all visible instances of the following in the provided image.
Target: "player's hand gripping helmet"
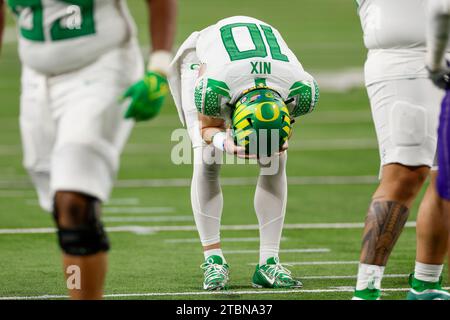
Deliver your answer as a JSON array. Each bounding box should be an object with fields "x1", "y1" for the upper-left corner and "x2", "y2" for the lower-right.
[{"x1": 232, "y1": 89, "x2": 291, "y2": 157}]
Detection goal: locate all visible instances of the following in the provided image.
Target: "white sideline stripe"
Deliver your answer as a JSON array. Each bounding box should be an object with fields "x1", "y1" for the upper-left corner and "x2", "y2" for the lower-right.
[
  {"x1": 289, "y1": 139, "x2": 377, "y2": 151},
  {"x1": 0, "y1": 138, "x2": 377, "y2": 156},
  {"x1": 3, "y1": 286, "x2": 447, "y2": 300},
  {"x1": 245, "y1": 261, "x2": 360, "y2": 266},
  {"x1": 102, "y1": 216, "x2": 192, "y2": 222},
  {"x1": 301, "y1": 274, "x2": 408, "y2": 280},
  {"x1": 121, "y1": 138, "x2": 377, "y2": 155},
  {"x1": 0, "y1": 191, "x2": 35, "y2": 197},
  {"x1": 315, "y1": 68, "x2": 364, "y2": 91},
  {"x1": 0, "y1": 221, "x2": 417, "y2": 235},
  {"x1": 225, "y1": 248, "x2": 330, "y2": 254},
  {"x1": 114, "y1": 176, "x2": 379, "y2": 188},
  {"x1": 165, "y1": 237, "x2": 288, "y2": 243},
  {"x1": 26, "y1": 198, "x2": 143, "y2": 206},
  {"x1": 103, "y1": 207, "x2": 175, "y2": 214},
  {"x1": 0, "y1": 175, "x2": 379, "y2": 189},
  {"x1": 105, "y1": 198, "x2": 141, "y2": 206}
]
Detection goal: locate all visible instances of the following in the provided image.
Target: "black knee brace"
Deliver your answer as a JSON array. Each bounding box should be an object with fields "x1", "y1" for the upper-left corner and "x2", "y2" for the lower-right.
[{"x1": 53, "y1": 194, "x2": 110, "y2": 256}]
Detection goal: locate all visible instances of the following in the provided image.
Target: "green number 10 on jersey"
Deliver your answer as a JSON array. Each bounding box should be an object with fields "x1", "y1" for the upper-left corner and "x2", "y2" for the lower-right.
[{"x1": 220, "y1": 23, "x2": 289, "y2": 62}]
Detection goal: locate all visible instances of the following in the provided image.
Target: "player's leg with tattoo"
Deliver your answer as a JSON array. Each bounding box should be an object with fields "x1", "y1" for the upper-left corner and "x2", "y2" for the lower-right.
[
  {"x1": 354, "y1": 78, "x2": 443, "y2": 300},
  {"x1": 355, "y1": 164, "x2": 428, "y2": 299}
]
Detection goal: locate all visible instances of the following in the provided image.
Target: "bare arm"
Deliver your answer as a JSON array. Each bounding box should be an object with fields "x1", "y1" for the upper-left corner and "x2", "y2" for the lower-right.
[
  {"x1": 146, "y1": 0, "x2": 177, "y2": 52},
  {"x1": 0, "y1": 0, "x2": 5, "y2": 54},
  {"x1": 199, "y1": 113, "x2": 226, "y2": 144},
  {"x1": 144, "y1": 0, "x2": 177, "y2": 75}
]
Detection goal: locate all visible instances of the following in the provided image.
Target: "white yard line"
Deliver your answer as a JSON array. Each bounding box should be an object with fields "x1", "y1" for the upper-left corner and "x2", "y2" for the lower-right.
[
  {"x1": 114, "y1": 176, "x2": 379, "y2": 188},
  {"x1": 0, "y1": 221, "x2": 417, "y2": 235},
  {"x1": 25, "y1": 198, "x2": 143, "y2": 206},
  {"x1": 103, "y1": 207, "x2": 175, "y2": 214},
  {"x1": 2, "y1": 285, "x2": 444, "y2": 300},
  {"x1": 245, "y1": 261, "x2": 360, "y2": 266},
  {"x1": 0, "y1": 175, "x2": 379, "y2": 189},
  {"x1": 102, "y1": 216, "x2": 192, "y2": 223},
  {"x1": 0, "y1": 137, "x2": 376, "y2": 157},
  {"x1": 224, "y1": 248, "x2": 330, "y2": 254},
  {"x1": 105, "y1": 198, "x2": 141, "y2": 206},
  {"x1": 164, "y1": 237, "x2": 288, "y2": 243},
  {"x1": 0, "y1": 190, "x2": 34, "y2": 198},
  {"x1": 121, "y1": 138, "x2": 377, "y2": 155},
  {"x1": 301, "y1": 274, "x2": 408, "y2": 280},
  {"x1": 289, "y1": 139, "x2": 377, "y2": 151},
  {"x1": 314, "y1": 68, "x2": 364, "y2": 91}
]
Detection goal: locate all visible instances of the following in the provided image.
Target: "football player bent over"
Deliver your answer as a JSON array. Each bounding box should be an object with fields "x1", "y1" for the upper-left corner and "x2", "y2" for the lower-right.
[
  {"x1": 169, "y1": 16, "x2": 319, "y2": 290},
  {"x1": 0, "y1": 0, "x2": 177, "y2": 299}
]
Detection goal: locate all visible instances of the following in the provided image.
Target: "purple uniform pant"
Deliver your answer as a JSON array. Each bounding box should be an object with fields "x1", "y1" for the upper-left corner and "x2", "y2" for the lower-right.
[{"x1": 437, "y1": 90, "x2": 450, "y2": 200}]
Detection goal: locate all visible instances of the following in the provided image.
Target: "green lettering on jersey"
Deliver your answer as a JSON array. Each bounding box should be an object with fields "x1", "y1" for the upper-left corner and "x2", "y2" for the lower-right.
[
  {"x1": 260, "y1": 25, "x2": 289, "y2": 62},
  {"x1": 8, "y1": 0, "x2": 96, "y2": 42},
  {"x1": 250, "y1": 61, "x2": 271, "y2": 75},
  {"x1": 221, "y1": 23, "x2": 268, "y2": 61},
  {"x1": 220, "y1": 22, "x2": 289, "y2": 62}
]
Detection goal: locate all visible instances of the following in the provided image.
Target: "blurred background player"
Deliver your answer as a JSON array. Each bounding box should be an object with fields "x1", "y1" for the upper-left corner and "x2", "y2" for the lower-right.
[
  {"x1": 427, "y1": 0, "x2": 450, "y2": 282},
  {"x1": 0, "y1": 0, "x2": 176, "y2": 299},
  {"x1": 353, "y1": 0, "x2": 450, "y2": 300},
  {"x1": 169, "y1": 16, "x2": 319, "y2": 290}
]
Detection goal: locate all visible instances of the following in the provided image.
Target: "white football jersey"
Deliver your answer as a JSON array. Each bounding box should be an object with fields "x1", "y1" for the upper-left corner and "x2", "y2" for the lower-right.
[
  {"x1": 169, "y1": 16, "x2": 318, "y2": 124},
  {"x1": 356, "y1": 0, "x2": 448, "y2": 85},
  {"x1": 8, "y1": 0, "x2": 137, "y2": 75},
  {"x1": 195, "y1": 16, "x2": 315, "y2": 103}
]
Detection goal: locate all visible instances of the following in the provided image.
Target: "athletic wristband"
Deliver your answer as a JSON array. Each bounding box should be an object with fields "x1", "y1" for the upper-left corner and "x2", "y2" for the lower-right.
[
  {"x1": 212, "y1": 131, "x2": 226, "y2": 151},
  {"x1": 147, "y1": 50, "x2": 173, "y2": 76}
]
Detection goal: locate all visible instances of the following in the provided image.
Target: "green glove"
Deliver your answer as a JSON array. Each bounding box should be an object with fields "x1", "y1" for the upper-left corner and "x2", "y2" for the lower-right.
[{"x1": 123, "y1": 71, "x2": 169, "y2": 121}]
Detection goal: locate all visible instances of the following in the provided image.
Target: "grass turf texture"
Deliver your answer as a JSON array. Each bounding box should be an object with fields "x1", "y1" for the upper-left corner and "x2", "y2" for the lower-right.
[{"x1": 0, "y1": 0, "x2": 442, "y2": 300}]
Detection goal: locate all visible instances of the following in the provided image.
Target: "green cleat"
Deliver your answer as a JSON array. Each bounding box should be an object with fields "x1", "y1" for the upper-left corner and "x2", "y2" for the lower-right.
[
  {"x1": 200, "y1": 255, "x2": 229, "y2": 291},
  {"x1": 407, "y1": 273, "x2": 450, "y2": 300},
  {"x1": 252, "y1": 257, "x2": 303, "y2": 289},
  {"x1": 352, "y1": 288, "x2": 381, "y2": 300}
]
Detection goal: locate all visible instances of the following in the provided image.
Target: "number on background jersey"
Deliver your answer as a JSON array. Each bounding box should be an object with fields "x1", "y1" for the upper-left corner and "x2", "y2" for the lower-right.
[
  {"x1": 220, "y1": 23, "x2": 289, "y2": 62},
  {"x1": 7, "y1": 0, "x2": 96, "y2": 42},
  {"x1": 8, "y1": 0, "x2": 44, "y2": 41}
]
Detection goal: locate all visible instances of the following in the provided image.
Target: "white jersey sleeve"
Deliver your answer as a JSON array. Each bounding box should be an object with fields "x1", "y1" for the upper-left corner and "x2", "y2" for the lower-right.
[
  {"x1": 426, "y1": 0, "x2": 450, "y2": 71},
  {"x1": 168, "y1": 30, "x2": 202, "y2": 125},
  {"x1": 9, "y1": 0, "x2": 137, "y2": 75},
  {"x1": 192, "y1": 16, "x2": 318, "y2": 120}
]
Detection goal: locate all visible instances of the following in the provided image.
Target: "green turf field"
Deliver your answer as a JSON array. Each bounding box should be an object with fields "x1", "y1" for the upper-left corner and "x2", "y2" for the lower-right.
[{"x1": 0, "y1": 0, "x2": 443, "y2": 300}]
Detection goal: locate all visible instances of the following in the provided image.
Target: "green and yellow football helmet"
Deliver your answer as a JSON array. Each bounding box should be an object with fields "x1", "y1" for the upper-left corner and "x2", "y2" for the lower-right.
[{"x1": 232, "y1": 88, "x2": 291, "y2": 157}]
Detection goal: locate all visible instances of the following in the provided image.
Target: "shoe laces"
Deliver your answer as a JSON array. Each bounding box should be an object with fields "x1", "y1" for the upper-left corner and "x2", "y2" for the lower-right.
[
  {"x1": 200, "y1": 261, "x2": 228, "y2": 283},
  {"x1": 265, "y1": 263, "x2": 293, "y2": 281}
]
